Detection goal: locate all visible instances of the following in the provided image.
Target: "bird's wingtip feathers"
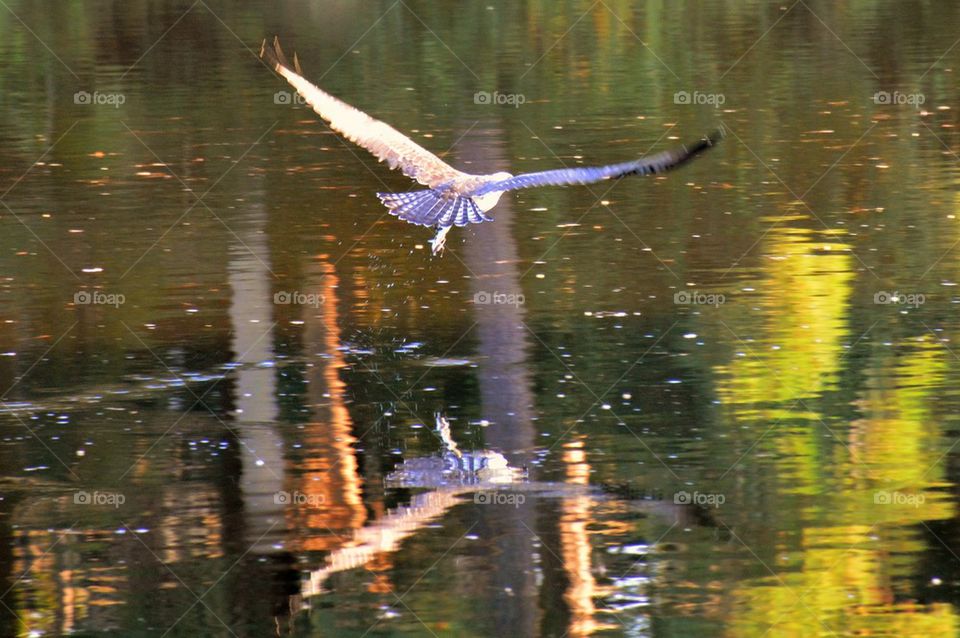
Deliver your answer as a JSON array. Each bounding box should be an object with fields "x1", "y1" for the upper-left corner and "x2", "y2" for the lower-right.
[
  {"x1": 685, "y1": 126, "x2": 725, "y2": 158},
  {"x1": 261, "y1": 36, "x2": 298, "y2": 74},
  {"x1": 260, "y1": 36, "x2": 280, "y2": 71},
  {"x1": 273, "y1": 36, "x2": 291, "y2": 68},
  {"x1": 705, "y1": 125, "x2": 726, "y2": 147}
]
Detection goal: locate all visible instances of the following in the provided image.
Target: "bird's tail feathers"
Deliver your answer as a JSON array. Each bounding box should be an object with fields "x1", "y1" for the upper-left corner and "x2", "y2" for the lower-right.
[{"x1": 377, "y1": 190, "x2": 491, "y2": 227}]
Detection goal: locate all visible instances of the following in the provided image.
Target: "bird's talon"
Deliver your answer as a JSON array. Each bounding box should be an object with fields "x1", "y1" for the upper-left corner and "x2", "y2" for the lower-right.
[{"x1": 430, "y1": 226, "x2": 451, "y2": 256}]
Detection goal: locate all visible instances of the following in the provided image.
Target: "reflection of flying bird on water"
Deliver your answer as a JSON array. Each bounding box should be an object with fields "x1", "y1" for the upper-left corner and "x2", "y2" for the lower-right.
[
  {"x1": 261, "y1": 37, "x2": 723, "y2": 255},
  {"x1": 385, "y1": 413, "x2": 526, "y2": 487},
  {"x1": 289, "y1": 414, "x2": 714, "y2": 607}
]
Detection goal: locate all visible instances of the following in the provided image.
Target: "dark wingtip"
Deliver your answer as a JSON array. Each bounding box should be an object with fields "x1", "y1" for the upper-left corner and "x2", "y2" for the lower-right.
[
  {"x1": 706, "y1": 124, "x2": 725, "y2": 146},
  {"x1": 260, "y1": 36, "x2": 280, "y2": 71},
  {"x1": 261, "y1": 36, "x2": 295, "y2": 73},
  {"x1": 262, "y1": 36, "x2": 305, "y2": 77},
  {"x1": 685, "y1": 127, "x2": 724, "y2": 159}
]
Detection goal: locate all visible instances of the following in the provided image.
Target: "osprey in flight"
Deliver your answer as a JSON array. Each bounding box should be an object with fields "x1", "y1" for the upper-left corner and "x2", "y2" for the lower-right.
[{"x1": 261, "y1": 38, "x2": 722, "y2": 254}]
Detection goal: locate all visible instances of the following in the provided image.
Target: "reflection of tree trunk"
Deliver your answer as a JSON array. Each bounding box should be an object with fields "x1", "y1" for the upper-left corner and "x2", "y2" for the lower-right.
[
  {"x1": 227, "y1": 199, "x2": 305, "y2": 624},
  {"x1": 458, "y1": 126, "x2": 541, "y2": 637},
  {"x1": 559, "y1": 438, "x2": 610, "y2": 637},
  {"x1": 460, "y1": 128, "x2": 536, "y2": 468},
  {"x1": 290, "y1": 259, "x2": 366, "y2": 551},
  {"x1": 228, "y1": 204, "x2": 285, "y2": 554}
]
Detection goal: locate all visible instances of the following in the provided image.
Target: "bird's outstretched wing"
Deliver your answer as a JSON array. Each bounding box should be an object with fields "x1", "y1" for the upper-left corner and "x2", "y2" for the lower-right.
[
  {"x1": 261, "y1": 37, "x2": 466, "y2": 189},
  {"x1": 470, "y1": 129, "x2": 723, "y2": 196}
]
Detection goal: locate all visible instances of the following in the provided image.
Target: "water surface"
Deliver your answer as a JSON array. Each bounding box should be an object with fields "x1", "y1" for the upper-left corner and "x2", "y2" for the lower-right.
[{"x1": 2, "y1": 1, "x2": 960, "y2": 636}]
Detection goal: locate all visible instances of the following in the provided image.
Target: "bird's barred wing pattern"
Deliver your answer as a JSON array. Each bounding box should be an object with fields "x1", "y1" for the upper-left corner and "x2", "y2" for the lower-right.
[
  {"x1": 261, "y1": 38, "x2": 466, "y2": 188},
  {"x1": 378, "y1": 190, "x2": 491, "y2": 227},
  {"x1": 471, "y1": 129, "x2": 723, "y2": 196}
]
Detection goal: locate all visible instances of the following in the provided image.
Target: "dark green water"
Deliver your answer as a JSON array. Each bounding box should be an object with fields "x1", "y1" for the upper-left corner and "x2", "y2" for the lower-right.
[{"x1": 2, "y1": 1, "x2": 960, "y2": 636}]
